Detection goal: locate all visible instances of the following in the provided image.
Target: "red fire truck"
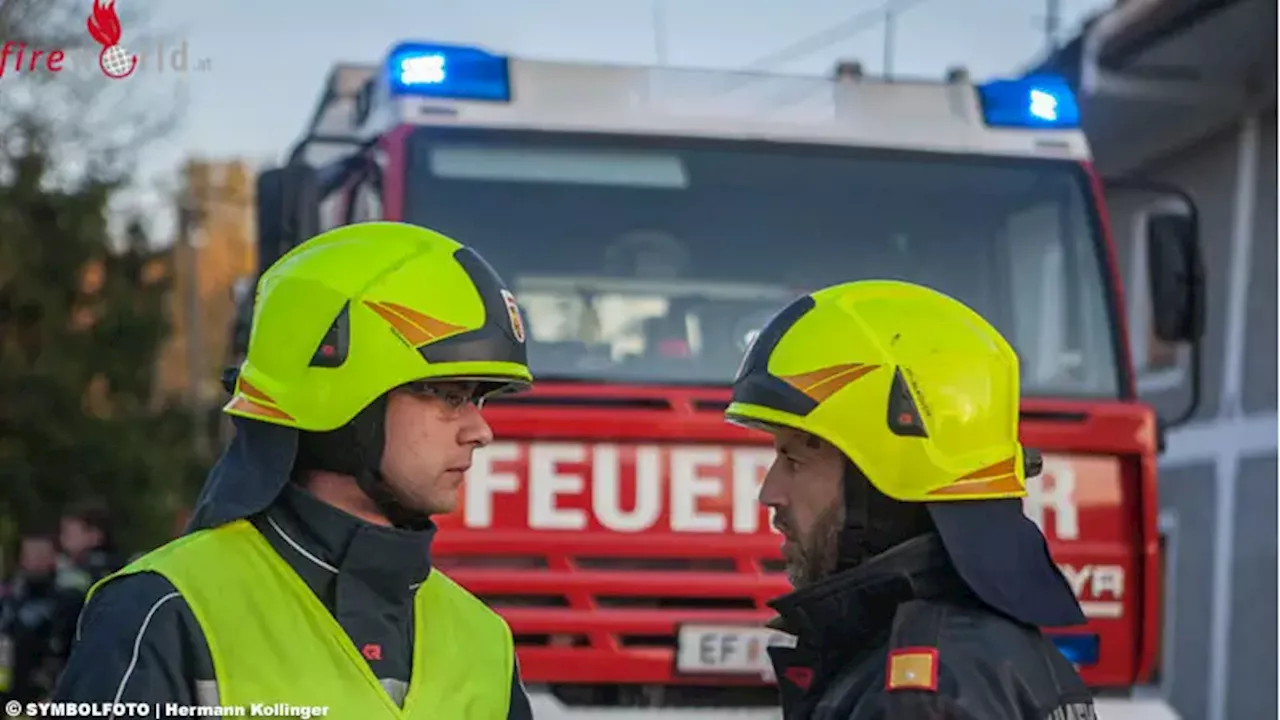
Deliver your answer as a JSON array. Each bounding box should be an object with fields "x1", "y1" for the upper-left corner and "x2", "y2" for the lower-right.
[{"x1": 238, "y1": 41, "x2": 1205, "y2": 719}]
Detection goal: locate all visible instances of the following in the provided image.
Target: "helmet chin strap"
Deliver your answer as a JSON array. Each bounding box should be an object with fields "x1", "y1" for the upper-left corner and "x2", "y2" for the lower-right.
[
  {"x1": 353, "y1": 467, "x2": 434, "y2": 531},
  {"x1": 294, "y1": 394, "x2": 434, "y2": 530},
  {"x1": 345, "y1": 394, "x2": 435, "y2": 531},
  {"x1": 835, "y1": 459, "x2": 933, "y2": 573}
]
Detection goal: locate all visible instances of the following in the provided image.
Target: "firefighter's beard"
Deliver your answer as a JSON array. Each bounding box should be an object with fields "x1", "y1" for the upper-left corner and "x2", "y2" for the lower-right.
[{"x1": 779, "y1": 501, "x2": 845, "y2": 589}]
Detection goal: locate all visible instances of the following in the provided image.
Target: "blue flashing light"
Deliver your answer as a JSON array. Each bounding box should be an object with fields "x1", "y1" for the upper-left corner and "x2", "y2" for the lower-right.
[
  {"x1": 1049, "y1": 634, "x2": 1100, "y2": 667},
  {"x1": 386, "y1": 42, "x2": 511, "y2": 102},
  {"x1": 976, "y1": 76, "x2": 1080, "y2": 129}
]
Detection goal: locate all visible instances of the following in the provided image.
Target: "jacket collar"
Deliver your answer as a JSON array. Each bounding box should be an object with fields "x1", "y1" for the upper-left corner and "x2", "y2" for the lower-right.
[
  {"x1": 257, "y1": 483, "x2": 436, "y2": 608},
  {"x1": 767, "y1": 533, "x2": 971, "y2": 652}
]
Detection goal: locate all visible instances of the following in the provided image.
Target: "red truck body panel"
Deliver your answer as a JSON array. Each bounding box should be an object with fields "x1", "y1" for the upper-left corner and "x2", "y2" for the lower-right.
[{"x1": 433, "y1": 385, "x2": 1161, "y2": 689}]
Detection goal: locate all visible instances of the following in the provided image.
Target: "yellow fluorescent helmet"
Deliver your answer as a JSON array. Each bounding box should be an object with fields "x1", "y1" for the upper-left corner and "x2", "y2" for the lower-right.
[
  {"x1": 725, "y1": 279, "x2": 1030, "y2": 503},
  {"x1": 223, "y1": 221, "x2": 533, "y2": 432}
]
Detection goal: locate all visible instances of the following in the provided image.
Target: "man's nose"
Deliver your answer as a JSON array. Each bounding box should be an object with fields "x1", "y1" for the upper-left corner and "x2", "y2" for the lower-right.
[
  {"x1": 757, "y1": 461, "x2": 789, "y2": 507},
  {"x1": 460, "y1": 404, "x2": 494, "y2": 447}
]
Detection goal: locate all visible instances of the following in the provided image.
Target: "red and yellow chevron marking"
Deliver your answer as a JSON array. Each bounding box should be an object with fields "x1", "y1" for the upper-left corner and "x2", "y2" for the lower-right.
[
  {"x1": 365, "y1": 300, "x2": 467, "y2": 347},
  {"x1": 779, "y1": 363, "x2": 881, "y2": 403},
  {"x1": 926, "y1": 456, "x2": 1022, "y2": 496},
  {"x1": 226, "y1": 378, "x2": 295, "y2": 422}
]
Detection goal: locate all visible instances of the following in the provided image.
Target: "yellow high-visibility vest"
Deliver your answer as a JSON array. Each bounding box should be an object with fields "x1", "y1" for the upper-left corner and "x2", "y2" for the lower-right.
[{"x1": 90, "y1": 519, "x2": 513, "y2": 718}]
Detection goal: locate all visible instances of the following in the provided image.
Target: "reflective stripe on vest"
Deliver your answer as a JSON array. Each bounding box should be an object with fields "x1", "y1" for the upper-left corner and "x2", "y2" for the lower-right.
[{"x1": 90, "y1": 519, "x2": 513, "y2": 718}]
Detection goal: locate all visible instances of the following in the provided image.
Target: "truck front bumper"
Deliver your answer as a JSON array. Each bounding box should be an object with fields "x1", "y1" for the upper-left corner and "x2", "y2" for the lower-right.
[{"x1": 528, "y1": 692, "x2": 1181, "y2": 719}]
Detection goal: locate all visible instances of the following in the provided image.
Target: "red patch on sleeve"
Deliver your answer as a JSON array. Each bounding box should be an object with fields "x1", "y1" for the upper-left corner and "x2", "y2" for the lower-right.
[{"x1": 884, "y1": 646, "x2": 939, "y2": 692}]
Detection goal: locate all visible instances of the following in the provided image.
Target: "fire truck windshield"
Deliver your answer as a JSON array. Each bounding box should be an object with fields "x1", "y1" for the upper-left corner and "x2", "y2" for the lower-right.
[{"x1": 403, "y1": 127, "x2": 1122, "y2": 398}]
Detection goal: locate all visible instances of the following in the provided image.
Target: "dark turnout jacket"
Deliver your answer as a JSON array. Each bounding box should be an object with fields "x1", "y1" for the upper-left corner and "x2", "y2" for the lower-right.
[
  {"x1": 53, "y1": 483, "x2": 533, "y2": 718},
  {"x1": 766, "y1": 534, "x2": 1096, "y2": 720},
  {"x1": 0, "y1": 572, "x2": 83, "y2": 703}
]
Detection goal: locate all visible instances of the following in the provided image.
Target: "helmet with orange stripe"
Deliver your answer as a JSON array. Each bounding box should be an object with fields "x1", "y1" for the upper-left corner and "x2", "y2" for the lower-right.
[
  {"x1": 224, "y1": 221, "x2": 532, "y2": 431},
  {"x1": 726, "y1": 280, "x2": 1084, "y2": 627},
  {"x1": 726, "y1": 279, "x2": 1033, "y2": 503},
  {"x1": 212, "y1": 221, "x2": 533, "y2": 529}
]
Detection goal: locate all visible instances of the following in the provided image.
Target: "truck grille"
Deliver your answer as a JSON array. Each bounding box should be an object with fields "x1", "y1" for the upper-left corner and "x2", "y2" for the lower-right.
[{"x1": 432, "y1": 531, "x2": 790, "y2": 684}]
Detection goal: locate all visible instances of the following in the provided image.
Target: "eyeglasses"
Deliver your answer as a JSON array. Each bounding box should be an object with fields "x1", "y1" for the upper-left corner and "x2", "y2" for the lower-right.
[{"x1": 402, "y1": 381, "x2": 485, "y2": 412}]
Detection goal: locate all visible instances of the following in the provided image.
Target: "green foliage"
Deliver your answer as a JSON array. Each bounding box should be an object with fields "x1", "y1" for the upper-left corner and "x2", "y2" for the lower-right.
[{"x1": 0, "y1": 128, "x2": 207, "y2": 557}]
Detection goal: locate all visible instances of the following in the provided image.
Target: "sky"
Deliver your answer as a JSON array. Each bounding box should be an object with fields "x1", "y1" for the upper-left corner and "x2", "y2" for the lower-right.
[{"x1": 108, "y1": 0, "x2": 1114, "y2": 234}]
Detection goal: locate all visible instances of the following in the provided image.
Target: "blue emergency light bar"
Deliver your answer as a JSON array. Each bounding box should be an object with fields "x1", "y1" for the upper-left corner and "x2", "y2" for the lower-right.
[
  {"x1": 976, "y1": 76, "x2": 1080, "y2": 129},
  {"x1": 386, "y1": 42, "x2": 511, "y2": 102},
  {"x1": 1050, "y1": 634, "x2": 1100, "y2": 666}
]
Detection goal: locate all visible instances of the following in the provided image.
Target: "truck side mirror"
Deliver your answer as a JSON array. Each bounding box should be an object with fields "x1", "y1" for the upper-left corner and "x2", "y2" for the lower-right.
[
  {"x1": 1146, "y1": 212, "x2": 1205, "y2": 344},
  {"x1": 254, "y1": 165, "x2": 320, "y2": 276},
  {"x1": 1103, "y1": 176, "x2": 1206, "y2": 437},
  {"x1": 282, "y1": 163, "x2": 321, "y2": 246},
  {"x1": 255, "y1": 169, "x2": 286, "y2": 274}
]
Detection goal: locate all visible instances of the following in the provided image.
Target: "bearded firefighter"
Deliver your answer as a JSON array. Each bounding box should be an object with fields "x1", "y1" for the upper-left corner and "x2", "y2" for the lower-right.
[{"x1": 727, "y1": 280, "x2": 1096, "y2": 720}]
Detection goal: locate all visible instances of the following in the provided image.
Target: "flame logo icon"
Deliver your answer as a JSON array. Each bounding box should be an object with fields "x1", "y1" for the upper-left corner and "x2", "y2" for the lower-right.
[{"x1": 86, "y1": 0, "x2": 137, "y2": 79}]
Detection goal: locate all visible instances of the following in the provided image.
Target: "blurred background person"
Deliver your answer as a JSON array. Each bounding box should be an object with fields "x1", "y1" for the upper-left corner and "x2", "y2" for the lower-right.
[
  {"x1": 58, "y1": 500, "x2": 123, "y2": 585},
  {"x1": 0, "y1": 527, "x2": 82, "y2": 704}
]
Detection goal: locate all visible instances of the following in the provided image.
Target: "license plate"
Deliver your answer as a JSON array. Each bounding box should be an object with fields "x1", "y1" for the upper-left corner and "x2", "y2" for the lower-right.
[{"x1": 675, "y1": 624, "x2": 794, "y2": 681}]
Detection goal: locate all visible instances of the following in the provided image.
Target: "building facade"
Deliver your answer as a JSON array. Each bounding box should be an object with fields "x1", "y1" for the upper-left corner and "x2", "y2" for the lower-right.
[
  {"x1": 157, "y1": 159, "x2": 256, "y2": 405},
  {"x1": 1031, "y1": 1, "x2": 1276, "y2": 718}
]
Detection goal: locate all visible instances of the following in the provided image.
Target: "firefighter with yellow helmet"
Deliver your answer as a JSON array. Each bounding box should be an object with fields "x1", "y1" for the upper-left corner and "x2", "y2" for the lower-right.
[
  {"x1": 728, "y1": 280, "x2": 1096, "y2": 720},
  {"x1": 55, "y1": 222, "x2": 536, "y2": 718}
]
